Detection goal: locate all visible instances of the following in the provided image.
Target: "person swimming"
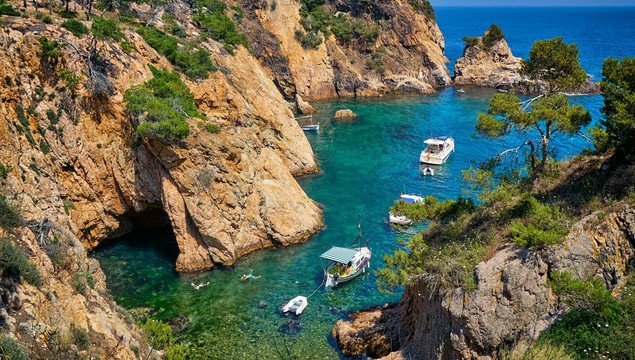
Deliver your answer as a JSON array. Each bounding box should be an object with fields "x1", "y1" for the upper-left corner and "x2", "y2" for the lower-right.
[{"x1": 241, "y1": 270, "x2": 260, "y2": 281}]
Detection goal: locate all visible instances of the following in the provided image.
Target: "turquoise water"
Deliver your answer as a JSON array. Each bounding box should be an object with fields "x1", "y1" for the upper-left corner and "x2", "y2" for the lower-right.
[
  {"x1": 94, "y1": 89, "x2": 602, "y2": 359},
  {"x1": 93, "y1": 6, "x2": 631, "y2": 359}
]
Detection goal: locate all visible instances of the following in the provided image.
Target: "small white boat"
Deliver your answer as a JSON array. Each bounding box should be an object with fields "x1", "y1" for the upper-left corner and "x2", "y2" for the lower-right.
[
  {"x1": 419, "y1": 136, "x2": 454, "y2": 165},
  {"x1": 389, "y1": 212, "x2": 413, "y2": 225},
  {"x1": 456, "y1": 88, "x2": 466, "y2": 93},
  {"x1": 282, "y1": 296, "x2": 308, "y2": 315},
  {"x1": 400, "y1": 193, "x2": 425, "y2": 204},
  {"x1": 422, "y1": 167, "x2": 435, "y2": 176},
  {"x1": 320, "y1": 222, "x2": 371, "y2": 288},
  {"x1": 296, "y1": 115, "x2": 319, "y2": 131}
]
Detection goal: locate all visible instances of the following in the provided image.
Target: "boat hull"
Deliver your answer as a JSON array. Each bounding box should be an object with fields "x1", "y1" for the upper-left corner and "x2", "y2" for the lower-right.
[
  {"x1": 301, "y1": 124, "x2": 319, "y2": 131},
  {"x1": 324, "y1": 247, "x2": 371, "y2": 287},
  {"x1": 419, "y1": 137, "x2": 455, "y2": 164}
]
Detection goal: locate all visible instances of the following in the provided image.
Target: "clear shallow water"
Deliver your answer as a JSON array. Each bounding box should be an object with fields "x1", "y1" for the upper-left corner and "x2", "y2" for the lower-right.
[{"x1": 94, "y1": 6, "x2": 631, "y2": 359}]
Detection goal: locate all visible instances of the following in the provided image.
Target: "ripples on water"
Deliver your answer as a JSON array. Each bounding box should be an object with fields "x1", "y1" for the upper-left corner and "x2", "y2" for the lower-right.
[{"x1": 94, "y1": 6, "x2": 634, "y2": 359}]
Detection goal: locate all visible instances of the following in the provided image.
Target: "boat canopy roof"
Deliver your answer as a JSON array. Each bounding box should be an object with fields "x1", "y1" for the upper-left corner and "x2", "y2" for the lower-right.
[
  {"x1": 424, "y1": 138, "x2": 448, "y2": 145},
  {"x1": 320, "y1": 246, "x2": 358, "y2": 264}
]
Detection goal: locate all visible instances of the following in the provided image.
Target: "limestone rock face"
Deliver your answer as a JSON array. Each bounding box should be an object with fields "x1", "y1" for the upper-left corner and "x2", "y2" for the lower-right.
[
  {"x1": 453, "y1": 36, "x2": 523, "y2": 89},
  {"x1": 246, "y1": 0, "x2": 450, "y2": 101},
  {"x1": 334, "y1": 208, "x2": 635, "y2": 359},
  {"x1": 0, "y1": 16, "x2": 321, "y2": 272}
]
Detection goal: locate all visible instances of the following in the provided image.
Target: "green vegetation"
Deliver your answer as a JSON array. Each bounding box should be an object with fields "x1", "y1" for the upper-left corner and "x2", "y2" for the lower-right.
[
  {"x1": 38, "y1": 37, "x2": 63, "y2": 64},
  {"x1": 0, "y1": 335, "x2": 27, "y2": 360},
  {"x1": 477, "y1": 37, "x2": 591, "y2": 179},
  {"x1": 193, "y1": 0, "x2": 249, "y2": 54},
  {"x1": 462, "y1": 36, "x2": 480, "y2": 48},
  {"x1": 482, "y1": 24, "x2": 505, "y2": 49},
  {"x1": 125, "y1": 65, "x2": 200, "y2": 143},
  {"x1": 509, "y1": 197, "x2": 569, "y2": 247},
  {"x1": 138, "y1": 318, "x2": 190, "y2": 358},
  {"x1": 62, "y1": 19, "x2": 89, "y2": 37},
  {"x1": 592, "y1": 57, "x2": 635, "y2": 160},
  {"x1": 408, "y1": 0, "x2": 436, "y2": 19},
  {"x1": 91, "y1": 16, "x2": 124, "y2": 42},
  {"x1": 72, "y1": 268, "x2": 95, "y2": 295},
  {"x1": 203, "y1": 123, "x2": 220, "y2": 134},
  {"x1": 0, "y1": 237, "x2": 43, "y2": 286},
  {"x1": 39, "y1": 139, "x2": 50, "y2": 154},
  {"x1": 137, "y1": 26, "x2": 216, "y2": 80},
  {"x1": 0, "y1": 195, "x2": 20, "y2": 228},
  {"x1": 58, "y1": 67, "x2": 82, "y2": 95},
  {"x1": 521, "y1": 37, "x2": 588, "y2": 94},
  {"x1": 0, "y1": 0, "x2": 19, "y2": 16},
  {"x1": 330, "y1": 15, "x2": 380, "y2": 44},
  {"x1": 538, "y1": 273, "x2": 635, "y2": 359},
  {"x1": 0, "y1": 162, "x2": 7, "y2": 180},
  {"x1": 366, "y1": 47, "x2": 387, "y2": 74},
  {"x1": 295, "y1": 29, "x2": 322, "y2": 49},
  {"x1": 69, "y1": 325, "x2": 90, "y2": 351}
]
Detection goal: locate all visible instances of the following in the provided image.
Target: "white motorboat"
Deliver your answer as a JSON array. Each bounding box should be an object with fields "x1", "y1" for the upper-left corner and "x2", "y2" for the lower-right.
[
  {"x1": 296, "y1": 115, "x2": 319, "y2": 131},
  {"x1": 419, "y1": 137, "x2": 454, "y2": 165},
  {"x1": 400, "y1": 193, "x2": 425, "y2": 204},
  {"x1": 320, "y1": 222, "x2": 371, "y2": 288},
  {"x1": 282, "y1": 296, "x2": 308, "y2": 315},
  {"x1": 389, "y1": 212, "x2": 413, "y2": 225}
]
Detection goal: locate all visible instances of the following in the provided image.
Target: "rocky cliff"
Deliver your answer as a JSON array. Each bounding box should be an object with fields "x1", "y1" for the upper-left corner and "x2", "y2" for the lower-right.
[
  {"x1": 334, "y1": 207, "x2": 635, "y2": 359},
  {"x1": 453, "y1": 33, "x2": 523, "y2": 90},
  {"x1": 238, "y1": 0, "x2": 450, "y2": 102}
]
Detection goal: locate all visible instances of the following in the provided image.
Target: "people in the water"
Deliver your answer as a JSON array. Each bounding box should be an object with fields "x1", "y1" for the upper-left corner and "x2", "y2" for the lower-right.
[{"x1": 241, "y1": 270, "x2": 260, "y2": 281}]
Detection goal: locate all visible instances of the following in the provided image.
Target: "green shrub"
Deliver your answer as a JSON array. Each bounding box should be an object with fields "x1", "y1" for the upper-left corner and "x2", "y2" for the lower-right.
[
  {"x1": 510, "y1": 197, "x2": 569, "y2": 247},
  {"x1": 462, "y1": 36, "x2": 480, "y2": 48},
  {"x1": 60, "y1": 10, "x2": 76, "y2": 19},
  {"x1": 408, "y1": 0, "x2": 435, "y2": 19},
  {"x1": 482, "y1": 24, "x2": 505, "y2": 49},
  {"x1": 38, "y1": 37, "x2": 63, "y2": 64},
  {"x1": 91, "y1": 16, "x2": 124, "y2": 42},
  {"x1": 0, "y1": 162, "x2": 7, "y2": 180},
  {"x1": 0, "y1": 3, "x2": 19, "y2": 16},
  {"x1": 0, "y1": 237, "x2": 43, "y2": 286},
  {"x1": 62, "y1": 19, "x2": 89, "y2": 37},
  {"x1": 125, "y1": 65, "x2": 199, "y2": 143},
  {"x1": 203, "y1": 123, "x2": 220, "y2": 134},
  {"x1": 58, "y1": 68, "x2": 81, "y2": 94},
  {"x1": 140, "y1": 318, "x2": 172, "y2": 349},
  {"x1": 119, "y1": 40, "x2": 136, "y2": 54},
  {"x1": 69, "y1": 325, "x2": 90, "y2": 350},
  {"x1": 0, "y1": 195, "x2": 21, "y2": 229},
  {"x1": 194, "y1": 9, "x2": 249, "y2": 54},
  {"x1": 165, "y1": 343, "x2": 189, "y2": 360},
  {"x1": 0, "y1": 335, "x2": 28, "y2": 360},
  {"x1": 46, "y1": 109, "x2": 59, "y2": 125},
  {"x1": 44, "y1": 236, "x2": 72, "y2": 270},
  {"x1": 137, "y1": 26, "x2": 216, "y2": 79},
  {"x1": 295, "y1": 29, "x2": 322, "y2": 49},
  {"x1": 42, "y1": 15, "x2": 52, "y2": 23},
  {"x1": 39, "y1": 139, "x2": 50, "y2": 154},
  {"x1": 539, "y1": 272, "x2": 635, "y2": 359},
  {"x1": 71, "y1": 270, "x2": 90, "y2": 295}
]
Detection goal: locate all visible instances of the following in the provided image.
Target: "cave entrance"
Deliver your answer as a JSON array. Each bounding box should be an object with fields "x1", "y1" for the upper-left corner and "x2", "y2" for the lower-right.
[{"x1": 94, "y1": 208, "x2": 179, "y2": 264}]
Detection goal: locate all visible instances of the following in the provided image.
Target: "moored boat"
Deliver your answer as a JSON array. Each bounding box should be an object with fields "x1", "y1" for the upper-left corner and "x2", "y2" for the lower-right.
[
  {"x1": 296, "y1": 115, "x2": 319, "y2": 131},
  {"x1": 388, "y1": 212, "x2": 413, "y2": 225},
  {"x1": 282, "y1": 296, "x2": 308, "y2": 315},
  {"x1": 320, "y1": 223, "x2": 371, "y2": 288},
  {"x1": 400, "y1": 193, "x2": 425, "y2": 204},
  {"x1": 419, "y1": 136, "x2": 455, "y2": 165}
]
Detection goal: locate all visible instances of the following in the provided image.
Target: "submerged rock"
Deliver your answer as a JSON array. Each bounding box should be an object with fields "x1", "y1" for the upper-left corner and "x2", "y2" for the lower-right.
[
  {"x1": 278, "y1": 319, "x2": 302, "y2": 335},
  {"x1": 333, "y1": 109, "x2": 358, "y2": 119}
]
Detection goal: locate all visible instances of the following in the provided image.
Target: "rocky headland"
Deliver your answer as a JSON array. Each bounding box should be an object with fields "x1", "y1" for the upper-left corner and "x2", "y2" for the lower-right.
[{"x1": 453, "y1": 27, "x2": 599, "y2": 94}]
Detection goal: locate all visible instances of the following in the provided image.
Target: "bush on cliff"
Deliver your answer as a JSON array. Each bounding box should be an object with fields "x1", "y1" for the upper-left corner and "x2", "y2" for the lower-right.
[
  {"x1": 193, "y1": 0, "x2": 249, "y2": 54},
  {"x1": 0, "y1": 195, "x2": 21, "y2": 229},
  {"x1": 408, "y1": 0, "x2": 436, "y2": 19},
  {"x1": 540, "y1": 272, "x2": 635, "y2": 359},
  {"x1": 482, "y1": 24, "x2": 504, "y2": 49},
  {"x1": 125, "y1": 65, "x2": 199, "y2": 144},
  {"x1": 0, "y1": 237, "x2": 43, "y2": 286},
  {"x1": 62, "y1": 19, "x2": 89, "y2": 37},
  {"x1": 137, "y1": 26, "x2": 216, "y2": 80},
  {"x1": 0, "y1": 336, "x2": 27, "y2": 360}
]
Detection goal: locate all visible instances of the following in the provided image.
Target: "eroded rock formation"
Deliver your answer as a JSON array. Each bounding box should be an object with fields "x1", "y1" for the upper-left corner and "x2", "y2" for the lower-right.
[{"x1": 333, "y1": 208, "x2": 635, "y2": 359}]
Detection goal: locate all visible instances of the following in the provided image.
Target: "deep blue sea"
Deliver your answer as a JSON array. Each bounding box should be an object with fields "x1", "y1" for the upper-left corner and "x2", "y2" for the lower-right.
[{"x1": 94, "y1": 7, "x2": 635, "y2": 359}]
